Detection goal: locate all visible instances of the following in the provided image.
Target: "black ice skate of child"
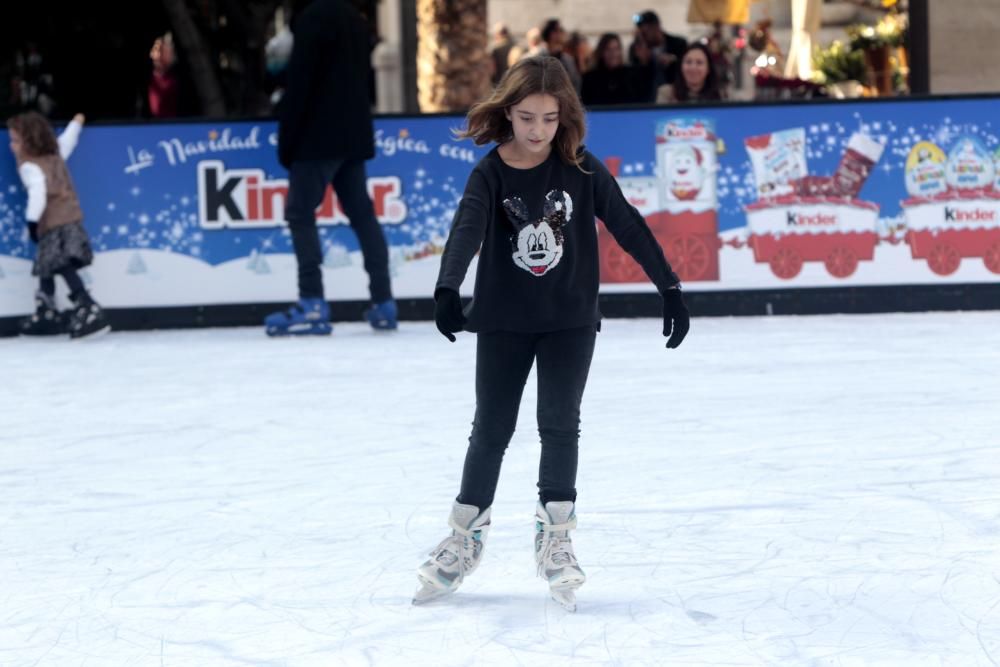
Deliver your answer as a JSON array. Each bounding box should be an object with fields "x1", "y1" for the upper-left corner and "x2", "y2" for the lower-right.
[{"x1": 502, "y1": 190, "x2": 573, "y2": 277}]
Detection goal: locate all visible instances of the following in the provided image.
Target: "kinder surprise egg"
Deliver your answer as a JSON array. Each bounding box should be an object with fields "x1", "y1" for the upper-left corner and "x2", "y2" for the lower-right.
[
  {"x1": 665, "y1": 144, "x2": 705, "y2": 200},
  {"x1": 904, "y1": 141, "x2": 947, "y2": 197},
  {"x1": 945, "y1": 136, "x2": 995, "y2": 190}
]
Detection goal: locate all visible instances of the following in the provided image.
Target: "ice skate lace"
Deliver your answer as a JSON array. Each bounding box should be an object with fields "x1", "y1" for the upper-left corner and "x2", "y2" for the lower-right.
[
  {"x1": 537, "y1": 517, "x2": 578, "y2": 574},
  {"x1": 428, "y1": 517, "x2": 483, "y2": 575}
]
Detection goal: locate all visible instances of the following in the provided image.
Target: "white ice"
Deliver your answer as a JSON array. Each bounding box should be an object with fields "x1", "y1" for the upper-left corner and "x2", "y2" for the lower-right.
[{"x1": 2, "y1": 312, "x2": 1000, "y2": 666}]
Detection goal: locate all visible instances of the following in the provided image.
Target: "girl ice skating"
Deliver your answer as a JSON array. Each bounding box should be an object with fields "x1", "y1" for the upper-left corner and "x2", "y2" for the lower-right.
[
  {"x1": 8, "y1": 111, "x2": 109, "y2": 338},
  {"x1": 414, "y1": 56, "x2": 690, "y2": 611}
]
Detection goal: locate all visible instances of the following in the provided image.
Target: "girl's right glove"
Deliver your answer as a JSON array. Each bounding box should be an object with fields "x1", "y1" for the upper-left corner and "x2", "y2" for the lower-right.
[
  {"x1": 434, "y1": 288, "x2": 467, "y2": 343},
  {"x1": 662, "y1": 287, "x2": 690, "y2": 349}
]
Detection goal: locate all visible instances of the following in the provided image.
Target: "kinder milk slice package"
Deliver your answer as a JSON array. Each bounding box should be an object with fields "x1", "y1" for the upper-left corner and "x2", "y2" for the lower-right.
[{"x1": 744, "y1": 128, "x2": 808, "y2": 200}]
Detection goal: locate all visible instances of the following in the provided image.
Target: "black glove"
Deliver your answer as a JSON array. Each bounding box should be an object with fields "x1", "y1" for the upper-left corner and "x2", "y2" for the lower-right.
[
  {"x1": 27, "y1": 222, "x2": 38, "y2": 243},
  {"x1": 662, "y1": 288, "x2": 689, "y2": 349},
  {"x1": 434, "y1": 288, "x2": 466, "y2": 342}
]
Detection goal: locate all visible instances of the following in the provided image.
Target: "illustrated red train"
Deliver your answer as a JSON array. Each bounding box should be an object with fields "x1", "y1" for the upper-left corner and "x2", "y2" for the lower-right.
[
  {"x1": 598, "y1": 118, "x2": 725, "y2": 283},
  {"x1": 901, "y1": 189, "x2": 1000, "y2": 275},
  {"x1": 598, "y1": 209, "x2": 722, "y2": 283},
  {"x1": 744, "y1": 196, "x2": 881, "y2": 279}
]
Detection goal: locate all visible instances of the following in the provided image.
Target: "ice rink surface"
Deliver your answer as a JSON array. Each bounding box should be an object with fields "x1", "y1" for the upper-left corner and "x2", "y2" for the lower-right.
[{"x1": 2, "y1": 311, "x2": 999, "y2": 666}]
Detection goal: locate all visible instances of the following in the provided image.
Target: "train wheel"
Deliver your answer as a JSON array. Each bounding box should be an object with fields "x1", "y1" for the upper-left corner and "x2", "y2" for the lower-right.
[
  {"x1": 824, "y1": 247, "x2": 859, "y2": 278},
  {"x1": 666, "y1": 235, "x2": 712, "y2": 281},
  {"x1": 984, "y1": 242, "x2": 1000, "y2": 274},
  {"x1": 600, "y1": 241, "x2": 644, "y2": 282},
  {"x1": 927, "y1": 243, "x2": 961, "y2": 276},
  {"x1": 769, "y1": 247, "x2": 803, "y2": 279}
]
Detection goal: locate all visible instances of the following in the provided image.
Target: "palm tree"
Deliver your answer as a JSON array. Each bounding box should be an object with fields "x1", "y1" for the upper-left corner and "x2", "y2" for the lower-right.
[
  {"x1": 161, "y1": 0, "x2": 227, "y2": 116},
  {"x1": 416, "y1": 0, "x2": 490, "y2": 112}
]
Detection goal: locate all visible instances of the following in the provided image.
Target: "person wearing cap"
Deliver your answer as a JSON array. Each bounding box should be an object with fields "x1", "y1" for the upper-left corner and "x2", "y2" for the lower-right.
[{"x1": 628, "y1": 10, "x2": 688, "y2": 102}]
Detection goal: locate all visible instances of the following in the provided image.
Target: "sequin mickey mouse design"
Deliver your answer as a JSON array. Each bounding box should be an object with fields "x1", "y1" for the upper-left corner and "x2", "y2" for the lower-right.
[{"x1": 502, "y1": 190, "x2": 574, "y2": 277}]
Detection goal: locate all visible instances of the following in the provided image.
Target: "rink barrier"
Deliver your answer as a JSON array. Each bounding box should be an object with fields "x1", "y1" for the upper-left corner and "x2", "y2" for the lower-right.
[
  {"x1": 3, "y1": 282, "x2": 999, "y2": 336},
  {"x1": 1, "y1": 92, "x2": 999, "y2": 330}
]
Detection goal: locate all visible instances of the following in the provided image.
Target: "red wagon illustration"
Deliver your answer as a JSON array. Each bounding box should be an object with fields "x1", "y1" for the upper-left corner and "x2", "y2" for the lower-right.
[
  {"x1": 599, "y1": 209, "x2": 722, "y2": 282},
  {"x1": 598, "y1": 118, "x2": 724, "y2": 283},
  {"x1": 744, "y1": 197, "x2": 880, "y2": 279},
  {"x1": 901, "y1": 190, "x2": 1000, "y2": 275}
]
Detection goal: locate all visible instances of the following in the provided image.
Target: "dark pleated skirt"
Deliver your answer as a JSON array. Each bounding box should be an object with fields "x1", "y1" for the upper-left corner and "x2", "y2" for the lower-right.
[{"x1": 32, "y1": 222, "x2": 94, "y2": 278}]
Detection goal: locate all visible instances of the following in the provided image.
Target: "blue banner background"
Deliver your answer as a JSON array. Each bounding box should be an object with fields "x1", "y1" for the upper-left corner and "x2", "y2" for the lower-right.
[{"x1": 0, "y1": 95, "x2": 998, "y2": 311}]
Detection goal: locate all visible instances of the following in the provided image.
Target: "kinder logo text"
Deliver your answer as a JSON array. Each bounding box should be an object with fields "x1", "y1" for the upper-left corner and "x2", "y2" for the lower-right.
[
  {"x1": 197, "y1": 161, "x2": 407, "y2": 229},
  {"x1": 664, "y1": 124, "x2": 710, "y2": 141},
  {"x1": 944, "y1": 207, "x2": 996, "y2": 223},
  {"x1": 786, "y1": 211, "x2": 837, "y2": 227}
]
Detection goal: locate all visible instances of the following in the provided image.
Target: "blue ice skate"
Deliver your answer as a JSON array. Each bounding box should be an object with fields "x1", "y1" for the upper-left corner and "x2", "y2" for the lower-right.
[
  {"x1": 264, "y1": 297, "x2": 332, "y2": 336},
  {"x1": 364, "y1": 299, "x2": 398, "y2": 331}
]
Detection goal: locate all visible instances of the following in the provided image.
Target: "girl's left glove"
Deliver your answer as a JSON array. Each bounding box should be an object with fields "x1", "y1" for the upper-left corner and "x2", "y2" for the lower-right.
[
  {"x1": 662, "y1": 287, "x2": 689, "y2": 349},
  {"x1": 27, "y1": 222, "x2": 38, "y2": 243}
]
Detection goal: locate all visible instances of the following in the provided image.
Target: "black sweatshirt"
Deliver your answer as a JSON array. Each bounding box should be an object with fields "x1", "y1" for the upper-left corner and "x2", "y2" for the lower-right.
[{"x1": 436, "y1": 147, "x2": 679, "y2": 333}]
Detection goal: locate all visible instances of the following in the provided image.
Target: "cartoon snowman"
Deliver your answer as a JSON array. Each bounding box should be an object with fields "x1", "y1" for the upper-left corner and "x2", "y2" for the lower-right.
[{"x1": 665, "y1": 144, "x2": 705, "y2": 201}]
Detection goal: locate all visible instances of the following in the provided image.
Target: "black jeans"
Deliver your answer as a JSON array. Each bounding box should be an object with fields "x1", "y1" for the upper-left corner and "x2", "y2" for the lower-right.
[
  {"x1": 457, "y1": 325, "x2": 598, "y2": 510},
  {"x1": 285, "y1": 158, "x2": 392, "y2": 302}
]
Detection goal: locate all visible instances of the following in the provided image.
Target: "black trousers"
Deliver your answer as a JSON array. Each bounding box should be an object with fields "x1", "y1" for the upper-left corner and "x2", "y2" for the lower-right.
[
  {"x1": 285, "y1": 158, "x2": 392, "y2": 302},
  {"x1": 457, "y1": 325, "x2": 598, "y2": 510},
  {"x1": 39, "y1": 268, "x2": 85, "y2": 298}
]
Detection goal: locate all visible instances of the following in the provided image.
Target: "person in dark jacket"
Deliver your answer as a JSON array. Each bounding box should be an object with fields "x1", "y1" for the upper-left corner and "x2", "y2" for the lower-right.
[
  {"x1": 628, "y1": 10, "x2": 688, "y2": 102},
  {"x1": 266, "y1": 0, "x2": 397, "y2": 336},
  {"x1": 581, "y1": 33, "x2": 645, "y2": 106}
]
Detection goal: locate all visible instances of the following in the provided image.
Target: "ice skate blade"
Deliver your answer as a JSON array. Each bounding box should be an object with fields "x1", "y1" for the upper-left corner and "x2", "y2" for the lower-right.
[
  {"x1": 367, "y1": 318, "x2": 398, "y2": 331},
  {"x1": 412, "y1": 582, "x2": 454, "y2": 605},
  {"x1": 549, "y1": 588, "x2": 577, "y2": 612},
  {"x1": 288, "y1": 323, "x2": 332, "y2": 336},
  {"x1": 266, "y1": 324, "x2": 332, "y2": 337},
  {"x1": 71, "y1": 324, "x2": 111, "y2": 340}
]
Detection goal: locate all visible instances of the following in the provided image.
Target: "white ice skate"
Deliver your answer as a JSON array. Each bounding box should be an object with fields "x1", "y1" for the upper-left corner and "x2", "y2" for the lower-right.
[
  {"x1": 535, "y1": 501, "x2": 586, "y2": 612},
  {"x1": 413, "y1": 502, "x2": 491, "y2": 605}
]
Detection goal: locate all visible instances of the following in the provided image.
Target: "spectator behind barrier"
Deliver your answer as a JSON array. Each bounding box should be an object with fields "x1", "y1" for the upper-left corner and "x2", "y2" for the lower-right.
[
  {"x1": 581, "y1": 33, "x2": 645, "y2": 106},
  {"x1": 564, "y1": 31, "x2": 592, "y2": 80},
  {"x1": 629, "y1": 10, "x2": 688, "y2": 102},
  {"x1": 490, "y1": 23, "x2": 515, "y2": 86},
  {"x1": 656, "y1": 43, "x2": 724, "y2": 104},
  {"x1": 540, "y1": 18, "x2": 582, "y2": 94}
]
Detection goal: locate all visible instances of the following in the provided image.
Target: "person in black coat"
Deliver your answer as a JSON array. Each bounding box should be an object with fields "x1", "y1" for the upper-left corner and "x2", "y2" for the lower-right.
[
  {"x1": 581, "y1": 33, "x2": 645, "y2": 106},
  {"x1": 266, "y1": 0, "x2": 397, "y2": 336},
  {"x1": 628, "y1": 10, "x2": 688, "y2": 103}
]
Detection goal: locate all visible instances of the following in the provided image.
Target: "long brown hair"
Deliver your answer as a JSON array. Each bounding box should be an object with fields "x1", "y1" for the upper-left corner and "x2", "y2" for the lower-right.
[
  {"x1": 457, "y1": 56, "x2": 587, "y2": 169},
  {"x1": 672, "y1": 44, "x2": 723, "y2": 102},
  {"x1": 7, "y1": 111, "x2": 59, "y2": 158}
]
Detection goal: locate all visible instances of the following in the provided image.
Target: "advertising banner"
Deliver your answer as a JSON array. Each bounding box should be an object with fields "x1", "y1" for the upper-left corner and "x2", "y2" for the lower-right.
[{"x1": 1, "y1": 96, "x2": 999, "y2": 316}]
